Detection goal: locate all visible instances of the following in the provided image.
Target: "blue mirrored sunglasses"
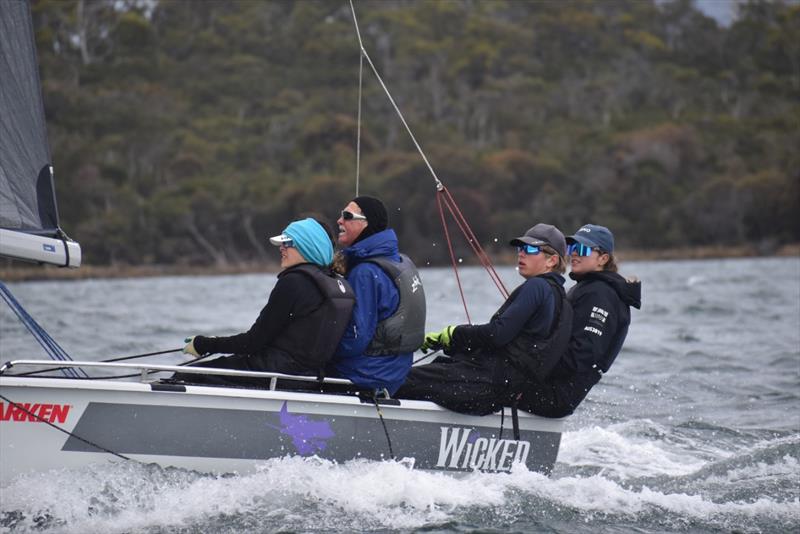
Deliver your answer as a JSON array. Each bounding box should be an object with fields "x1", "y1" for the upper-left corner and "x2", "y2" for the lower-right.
[
  {"x1": 280, "y1": 240, "x2": 294, "y2": 248},
  {"x1": 517, "y1": 244, "x2": 543, "y2": 255},
  {"x1": 568, "y1": 243, "x2": 595, "y2": 256}
]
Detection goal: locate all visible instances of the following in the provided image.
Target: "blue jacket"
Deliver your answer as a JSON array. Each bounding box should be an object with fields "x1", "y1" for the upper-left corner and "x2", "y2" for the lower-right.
[{"x1": 329, "y1": 229, "x2": 412, "y2": 393}]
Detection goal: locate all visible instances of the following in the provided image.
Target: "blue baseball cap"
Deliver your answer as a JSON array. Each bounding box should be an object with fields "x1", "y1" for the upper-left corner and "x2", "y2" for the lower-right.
[{"x1": 567, "y1": 224, "x2": 614, "y2": 252}]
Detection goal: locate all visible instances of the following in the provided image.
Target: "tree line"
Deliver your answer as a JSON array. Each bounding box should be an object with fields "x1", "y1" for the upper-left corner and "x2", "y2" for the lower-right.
[{"x1": 27, "y1": 0, "x2": 800, "y2": 268}]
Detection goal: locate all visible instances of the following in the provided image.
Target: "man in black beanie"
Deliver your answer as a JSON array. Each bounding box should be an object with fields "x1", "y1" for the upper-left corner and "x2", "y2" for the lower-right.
[
  {"x1": 341, "y1": 195, "x2": 388, "y2": 244},
  {"x1": 328, "y1": 196, "x2": 426, "y2": 394}
]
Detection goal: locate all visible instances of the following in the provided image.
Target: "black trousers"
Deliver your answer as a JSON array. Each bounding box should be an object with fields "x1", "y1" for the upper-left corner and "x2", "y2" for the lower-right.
[
  {"x1": 395, "y1": 353, "x2": 514, "y2": 416},
  {"x1": 396, "y1": 352, "x2": 566, "y2": 418}
]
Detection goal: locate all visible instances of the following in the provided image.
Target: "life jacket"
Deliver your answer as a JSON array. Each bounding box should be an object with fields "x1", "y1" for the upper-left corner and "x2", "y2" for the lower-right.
[
  {"x1": 271, "y1": 264, "x2": 356, "y2": 371},
  {"x1": 361, "y1": 254, "x2": 426, "y2": 356},
  {"x1": 501, "y1": 276, "x2": 573, "y2": 383}
]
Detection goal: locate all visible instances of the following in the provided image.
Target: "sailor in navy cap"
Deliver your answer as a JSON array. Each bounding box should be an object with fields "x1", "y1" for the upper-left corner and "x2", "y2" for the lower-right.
[
  {"x1": 567, "y1": 223, "x2": 615, "y2": 255},
  {"x1": 513, "y1": 223, "x2": 641, "y2": 417}
]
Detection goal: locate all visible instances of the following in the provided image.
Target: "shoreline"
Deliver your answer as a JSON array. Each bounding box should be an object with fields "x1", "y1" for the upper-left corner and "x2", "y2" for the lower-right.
[{"x1": 1, "y1": 244, "x2": 798, "y2": 282}]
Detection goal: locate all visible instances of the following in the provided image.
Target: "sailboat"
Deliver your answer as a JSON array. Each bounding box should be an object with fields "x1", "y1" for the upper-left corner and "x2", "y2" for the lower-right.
[{"x1": 0, "y1": 0, "x2": 564, "y2": 485}]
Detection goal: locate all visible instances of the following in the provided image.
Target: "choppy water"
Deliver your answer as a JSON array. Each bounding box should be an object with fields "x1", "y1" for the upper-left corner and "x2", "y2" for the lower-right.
[{"x1": 1, "y1": 257, "x2": 798, "y2": 533}]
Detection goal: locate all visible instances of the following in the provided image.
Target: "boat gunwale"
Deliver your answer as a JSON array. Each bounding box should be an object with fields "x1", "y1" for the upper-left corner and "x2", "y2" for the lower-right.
[
  {"x1": 0, "y1": 359, "x2": 353, "y2": 384},
  {"x1": 0, "y1": 372, "x2": 566, "y2": 432}
]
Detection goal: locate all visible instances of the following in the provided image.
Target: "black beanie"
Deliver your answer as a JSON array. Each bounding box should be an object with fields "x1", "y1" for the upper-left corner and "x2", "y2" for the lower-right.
[{"x1": 352, "y1": 195, "x2": 388, "y2": 242}]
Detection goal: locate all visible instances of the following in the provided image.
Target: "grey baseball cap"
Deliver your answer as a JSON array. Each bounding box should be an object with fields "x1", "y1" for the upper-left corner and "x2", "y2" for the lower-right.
[{"x1": 509, "y1": 223, "x2": 567, "y2": 257}]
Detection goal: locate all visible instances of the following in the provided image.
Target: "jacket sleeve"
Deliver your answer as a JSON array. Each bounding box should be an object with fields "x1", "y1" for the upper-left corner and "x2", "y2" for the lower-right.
[
  {"x1": 194, "y1": 273, "x2": 310, "y2": 356},
  {"x1": 334, "y1": 263, "x2": 399, "y2": 357},
  {"x1": 562, "y1": 282, "x2": 621, "y2": 374},
  {"x1": 451, "y1": 279, "x2": 552, "y2": 352}
]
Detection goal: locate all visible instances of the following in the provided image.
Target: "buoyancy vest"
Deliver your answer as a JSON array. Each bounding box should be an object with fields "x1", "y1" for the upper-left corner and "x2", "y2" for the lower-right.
[
  {"x1": 271, "y1": 264, "x2": 356, "y2": 370},
  {"x1": 501, "y1": 276, "x2": 573, "y2": 383},
  {"x1": 362, "y1": 254, "x2": 426, "y2": 356}
]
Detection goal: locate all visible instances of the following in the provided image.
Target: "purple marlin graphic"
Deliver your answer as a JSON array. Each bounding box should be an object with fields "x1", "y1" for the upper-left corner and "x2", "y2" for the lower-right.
[{"x1": 265, "y1": 401, "x2": 335, "y2": 455}]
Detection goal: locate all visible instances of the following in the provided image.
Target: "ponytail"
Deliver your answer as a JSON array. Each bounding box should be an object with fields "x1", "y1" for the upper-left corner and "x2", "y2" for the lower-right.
[{"x1": 602, "y1": 252, "x2": 619, "y2": 273}]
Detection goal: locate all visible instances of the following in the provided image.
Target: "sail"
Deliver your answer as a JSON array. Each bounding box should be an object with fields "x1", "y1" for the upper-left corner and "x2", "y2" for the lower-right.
[{"x1": 0, "y1": 0, "x2": 80, "y2": 267}]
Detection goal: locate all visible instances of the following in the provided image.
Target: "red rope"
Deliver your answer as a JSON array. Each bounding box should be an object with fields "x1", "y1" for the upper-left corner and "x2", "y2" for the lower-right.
[
  {"x1": 438, "y1": 187, "x2": 509, "y2": 299},
  {"x1": 439, "y1": 192, "x2": 508, "y2": 299},
  {"x1": 434, "y1": 185, "x2": 510, "y2": 322},
  {"x1": 442, "y1": 187, "x2": 509, "y2": 297},
  {"x1": 436, "y1": 192, "x2": 471, "y2": 324}
]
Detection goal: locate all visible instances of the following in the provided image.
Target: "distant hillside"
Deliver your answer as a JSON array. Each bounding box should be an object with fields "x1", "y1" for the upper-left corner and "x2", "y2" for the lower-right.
[{"x1": 28, "y1": 0, "x2": 799, "y2": 267}]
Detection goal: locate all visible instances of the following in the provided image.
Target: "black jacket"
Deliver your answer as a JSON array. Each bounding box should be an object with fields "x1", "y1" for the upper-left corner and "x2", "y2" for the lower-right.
[
  {"x1": 193, "y1": 264, "x2": 353, "y2": 375},
  {"x1": 559, "y1": 270, "x2": 641, "y2": 375},
  {"x1": 521, "y1": 270, "x2": 641, "y2": 417}
]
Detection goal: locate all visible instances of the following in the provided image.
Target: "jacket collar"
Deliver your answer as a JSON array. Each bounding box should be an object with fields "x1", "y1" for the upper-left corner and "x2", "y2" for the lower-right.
[
  {"x1": 570, "y1": 270, "x2": 641, "y2": 309},
  {"x1": 343, "y1": 228, "x2": 399, "y2": 260}
]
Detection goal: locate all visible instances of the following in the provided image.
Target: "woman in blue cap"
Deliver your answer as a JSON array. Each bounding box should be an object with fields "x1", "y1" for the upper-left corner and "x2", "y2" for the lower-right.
[
  {"x1": 517, "y1": 223, "x2": 641, "y2": 417},
  {"x1": 175, "y1": 218, "x2": 355, "y2": 387}
]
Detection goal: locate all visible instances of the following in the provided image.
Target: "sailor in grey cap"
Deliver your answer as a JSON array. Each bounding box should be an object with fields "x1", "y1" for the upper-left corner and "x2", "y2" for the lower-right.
[
  {"x1": 514, "y1": 222, "x2": 641, "y2": 418},
  {"x1": 396, "y1": 222, "x2": 572, "y2": 416},
  {"x1": 509, "y1": 223, "x2": 567, "y2": 278}
]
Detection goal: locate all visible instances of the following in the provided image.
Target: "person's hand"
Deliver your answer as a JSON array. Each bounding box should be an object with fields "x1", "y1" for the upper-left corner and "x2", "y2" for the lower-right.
[
  {"x1": 419, "y1": 326, "x2": 455, "y2": 352},
  {"x1": 419, "y1": 332, "x2": 440, "y2": 352},
  {"x1": 183, "y1": 336, "x2": 200, "y2": 357}
]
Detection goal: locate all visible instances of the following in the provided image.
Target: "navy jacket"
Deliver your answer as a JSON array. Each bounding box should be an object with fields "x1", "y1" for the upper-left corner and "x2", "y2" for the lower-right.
[
  {"x1": 450, "y1": 272, "x2": 564, "y2": 355},
  {"x1": 329, "y1": 229, "x2": 412, "y2": 393}
]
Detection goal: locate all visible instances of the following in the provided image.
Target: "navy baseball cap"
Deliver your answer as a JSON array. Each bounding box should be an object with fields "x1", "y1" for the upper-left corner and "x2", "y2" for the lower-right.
[
  {"x1": 567, "y1": 224, "x2": 615, "y2": 252},
  {"x1": 509, "y1": 223, "x2": 567, "y2": 257}
]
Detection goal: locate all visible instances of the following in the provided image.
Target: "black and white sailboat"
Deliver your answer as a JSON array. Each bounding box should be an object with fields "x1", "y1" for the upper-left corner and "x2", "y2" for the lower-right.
[{"x1": 0, "y1": 0, "x2": 563, "y2": 485}]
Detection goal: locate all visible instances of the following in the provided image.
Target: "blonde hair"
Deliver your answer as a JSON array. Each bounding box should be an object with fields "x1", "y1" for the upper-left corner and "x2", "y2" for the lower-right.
[
  {"x1": 602, "y1": 252, "x2": 640, "y2": 283},
  {"x1": 331, "y1": 250, "x2": 347, "y2": 275},
  {"x1": 542, "y1": 246, "x2": 567, "y2": 275}
]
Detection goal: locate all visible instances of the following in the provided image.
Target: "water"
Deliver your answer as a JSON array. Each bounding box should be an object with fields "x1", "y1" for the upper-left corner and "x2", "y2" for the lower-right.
[{"x1": 1, "y1": 257, "x2": 798, "y2": 533}]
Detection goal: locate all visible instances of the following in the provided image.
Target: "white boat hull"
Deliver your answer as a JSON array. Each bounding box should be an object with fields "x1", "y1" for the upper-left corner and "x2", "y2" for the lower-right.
[{"x1": 0, "y1": 373, "x2": 563, "y2": 484}]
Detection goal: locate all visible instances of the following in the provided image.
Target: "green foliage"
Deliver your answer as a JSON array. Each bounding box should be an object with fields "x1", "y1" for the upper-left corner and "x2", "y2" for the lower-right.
[{"x1": 26, "y1": 0, "x2": 798, "y2": 266}]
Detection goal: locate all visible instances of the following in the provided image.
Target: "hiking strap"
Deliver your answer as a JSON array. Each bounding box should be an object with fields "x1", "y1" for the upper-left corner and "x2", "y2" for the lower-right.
[{"x1": 511, "y1": 398, "x2": 521, "y2": 441}]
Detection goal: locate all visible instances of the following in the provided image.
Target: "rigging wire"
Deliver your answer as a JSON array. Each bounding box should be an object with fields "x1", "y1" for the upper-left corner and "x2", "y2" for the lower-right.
[
  {"x1": 348, "y1": 0, "x2": 443, "y2": 189},
  {"x1": 0, "y1": 281, "x2": 87, "y2": 378},
  {"x1": 347, "y1": 0, "x2": 509, "y2": 320},
  {"x1": 355, "y1": 48, "x2": 363, "y2": 196},
  {"x1": 436, "y1": 193, "x2": 472, "y2": 323},
  {"x1": 10, "y1": 348, "x2": 185, "y2": 378},
  {"x1": 0, "y1": 392, "x2": 131, "y2": 461},
  {"x1": 438, "y1": 188, "x2": 509, "y2": 299}
]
